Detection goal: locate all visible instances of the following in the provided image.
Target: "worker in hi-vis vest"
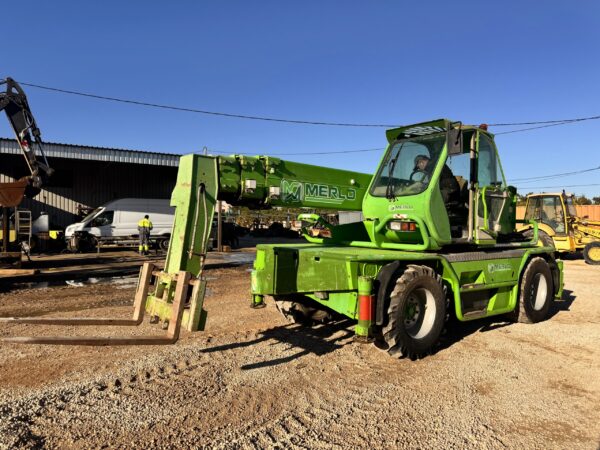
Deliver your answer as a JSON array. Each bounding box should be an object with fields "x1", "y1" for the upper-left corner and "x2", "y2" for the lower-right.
[{"x1": 137, "y1": 214, "x2": 153, "y2": 255}]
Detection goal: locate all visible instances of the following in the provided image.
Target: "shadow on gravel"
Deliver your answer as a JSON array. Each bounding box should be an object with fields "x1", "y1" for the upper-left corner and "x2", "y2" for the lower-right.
[
  {"x1": 437, "y1": 291, "x2": 577, "y2": 355},
  {"x1": 436, "y1": 317, "x2": 512, "y2": 354},
  {"x1": 200, "y1": 291, "x2": 577, "y2": 363},
  {"x1": 201, "y1": 319, "x2": 354, "y2": 370},
  {"x1": 547, "y1": 289, "x2": 577, "y2": 319},
  {"x1": 558, "y1": 252, "x2": 583, "y2": 261}
]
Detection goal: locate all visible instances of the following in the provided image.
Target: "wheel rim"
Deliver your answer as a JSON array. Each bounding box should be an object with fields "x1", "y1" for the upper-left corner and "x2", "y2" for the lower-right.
[
  {"x1": 531, "y1": 273, "x2": 548, "y2": 311},
  {"x1": 403, "y1": 288, "x2": 436, "y2": 339},
  {"x1": 588, "y1": 246, "x2": 600, "y2": 261}
]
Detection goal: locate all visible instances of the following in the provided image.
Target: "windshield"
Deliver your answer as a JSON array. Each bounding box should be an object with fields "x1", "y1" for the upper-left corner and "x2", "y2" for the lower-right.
[
  {"x1": 370, "y1": 133, "x2": 446, "y2": 198},
  {"x1": 565, "y1": 195, "x2": 577, "y2": 217},
  {"x1": 82, "y1": 207, "x2": 103, "y2": 223}
]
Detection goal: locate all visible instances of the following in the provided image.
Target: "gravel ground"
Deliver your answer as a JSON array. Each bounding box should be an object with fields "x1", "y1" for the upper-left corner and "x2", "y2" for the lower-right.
[{"x1": 0, "y1": 260, "x2": 598, "y2": 449}]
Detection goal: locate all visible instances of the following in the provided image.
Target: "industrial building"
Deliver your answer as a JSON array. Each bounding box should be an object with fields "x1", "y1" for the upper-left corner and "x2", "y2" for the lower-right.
[{"x1": 0, "y1": 137, "x2": 179, "y2": 228}]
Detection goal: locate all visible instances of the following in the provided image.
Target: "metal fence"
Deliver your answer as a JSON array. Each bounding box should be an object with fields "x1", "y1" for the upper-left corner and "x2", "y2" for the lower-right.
[{"x1": 516, "y1": 205, "x2": 600, "y2": 221}]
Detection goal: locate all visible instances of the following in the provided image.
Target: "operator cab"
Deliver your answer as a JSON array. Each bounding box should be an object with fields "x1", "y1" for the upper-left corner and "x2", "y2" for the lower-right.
[
  {"x1": 366, "y1": 119, "x2": 515, "y2": 249},
  {"x1": 524, "y1": 192, "x2": 576, "y2": 236}
]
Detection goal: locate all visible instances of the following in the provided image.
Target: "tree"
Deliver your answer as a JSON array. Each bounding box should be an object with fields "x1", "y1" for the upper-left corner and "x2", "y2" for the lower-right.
[
  {"x1": 575, "y1": 195, "x2": 592, "y2": 205},
  {"x1": 593, "y1": 196, "x2": 600, "y2": 205}
]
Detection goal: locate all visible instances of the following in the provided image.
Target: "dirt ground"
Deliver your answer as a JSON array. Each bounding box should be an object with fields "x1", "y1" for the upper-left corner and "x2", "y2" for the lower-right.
[{"x1": 0, "y1": 259, "x2": 598, "y2": 449}]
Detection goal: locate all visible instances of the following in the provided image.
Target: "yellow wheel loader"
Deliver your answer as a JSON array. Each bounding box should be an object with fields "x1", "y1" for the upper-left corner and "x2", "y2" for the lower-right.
[{"x1": 522, "y1": 192, "x2": 600, "y2": 264}]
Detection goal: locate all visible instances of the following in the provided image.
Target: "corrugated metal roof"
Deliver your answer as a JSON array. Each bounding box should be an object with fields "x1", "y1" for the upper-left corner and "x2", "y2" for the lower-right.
[{"x1": 0, "y1": 137, "x2": 180, "y2": 167}]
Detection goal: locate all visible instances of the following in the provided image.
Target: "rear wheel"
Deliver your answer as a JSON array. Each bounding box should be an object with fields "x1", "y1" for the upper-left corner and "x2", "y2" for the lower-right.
[
  {"x1": 509, "y1": 257, "x2": 553, "y2": 324},
  {"x1": 381, "y1": 265, "x2": 447, "y2": 359},
  {"x1": 523, "y1": 228, "x2": 555, "y2": 249},
  {"x1": 583, "y1": 242, "x2": 600, "y2": 265},
  {"x1": 274, "y1": 296, "x2": 333, "y2": 325}
]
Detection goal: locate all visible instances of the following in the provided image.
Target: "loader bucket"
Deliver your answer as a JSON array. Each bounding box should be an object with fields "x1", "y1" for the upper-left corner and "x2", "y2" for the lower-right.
[
  {"x1": 0, "y1": 179, "x2": 28, "y2": 207},
  {"x1": 0, "y1": 263, "x2": 207, "y2": 345}
]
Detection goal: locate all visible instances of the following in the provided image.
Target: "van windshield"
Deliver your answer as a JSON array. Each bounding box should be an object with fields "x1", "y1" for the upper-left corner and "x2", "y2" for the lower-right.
[{"x1": 82, "y1": 207, "x2": 102, "y2": 223}]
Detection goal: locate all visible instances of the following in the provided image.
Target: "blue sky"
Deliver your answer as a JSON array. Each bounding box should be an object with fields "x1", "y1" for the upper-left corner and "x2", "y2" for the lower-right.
[{"x1": 2, "y1": 1, "x2": 600, "y2": 197}]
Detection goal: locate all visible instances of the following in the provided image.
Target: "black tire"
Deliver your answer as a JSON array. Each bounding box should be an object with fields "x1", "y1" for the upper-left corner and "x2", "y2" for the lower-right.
[
  {"x1": 88, "y1": 236, "x2": 98, "y2": 251},
  {"x1": 78, "y1": 234, "x2": 97, "y2": 253},
  {"x1": 381, "y1": 265, "x2": 447, "y2": 359},
  {"x1": 158, "y1": 236, "x2": 170, "y2": 251},
  {"x1": 274, "y1": 296, "x2": 332, "y2": 325},
  {"x1": 583, "y1": 242, "x2": 600, "y2": 265},
  {"x1": 523, "y1": 228, "x2": 555, "y2": 249},
  {"x1": 509, "y1": 257, "x2": 553, "y2": 324}
]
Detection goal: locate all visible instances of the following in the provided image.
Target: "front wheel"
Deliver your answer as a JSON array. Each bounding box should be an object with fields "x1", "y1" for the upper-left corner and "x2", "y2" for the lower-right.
[
  {"x1": 509, "y1": 257, "x2": 554, "y2": 324},
  {"x1": 380, "y1": 265, "x2": 447, "y2": 359},
  {"x1": 158, "y1": 236, "x2": 170, "y2": 251},
  {"x1": 583, "y1": 242, "x2": 600, "y2": 265},
  {"x1": 76, "y1": 233, "x2": 97, "y2": 253}
]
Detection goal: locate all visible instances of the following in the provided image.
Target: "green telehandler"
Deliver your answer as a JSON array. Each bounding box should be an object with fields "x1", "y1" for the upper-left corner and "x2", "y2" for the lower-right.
[{"x1": 1, "y1": 119, "x2": 563, "y2": 359}]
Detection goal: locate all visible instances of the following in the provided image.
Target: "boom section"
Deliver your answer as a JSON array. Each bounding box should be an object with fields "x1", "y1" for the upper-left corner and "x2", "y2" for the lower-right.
[
  {"x1": 217, "y1": 155, "x2": 371, "y2": 211},
  {"x1": 0, "y1": 77, "x2": 53, "y2": 205}
]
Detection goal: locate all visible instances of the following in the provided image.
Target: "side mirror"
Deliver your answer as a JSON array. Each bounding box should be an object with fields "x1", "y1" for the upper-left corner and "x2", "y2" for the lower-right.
[{"x1": 447, "y1": 127, "x2": 463, "y2": 155}]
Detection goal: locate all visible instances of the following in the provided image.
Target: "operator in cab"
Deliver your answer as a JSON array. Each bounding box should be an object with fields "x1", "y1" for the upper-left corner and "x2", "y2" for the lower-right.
[
  {"x1": 414, "y1": 154, "x2": 460, "y2": 204},
  {"x1": 137, "y1": 214, "x2": 153, "y2": 255}
]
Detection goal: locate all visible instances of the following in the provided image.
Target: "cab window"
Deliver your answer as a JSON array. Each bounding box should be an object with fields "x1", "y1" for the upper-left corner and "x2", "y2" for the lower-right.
[
  {"x1": 477, "y1": 134, "x2": 503, "y2": 187},
  {"x1": 370, "y1": 133, "x2": 445, "y2": 198},
  {"x1": 525, "y1": 197, "x2": 541, "y2": 221},
  {"x1": 565, "y1": 196, "x2": 577, "y2": 217},
  {"x1": 91, "y1": 211, "x2": 114, "y2": 227},
  {"x1": 541, "y1": 196, "x2": 565, "y2": 233}
]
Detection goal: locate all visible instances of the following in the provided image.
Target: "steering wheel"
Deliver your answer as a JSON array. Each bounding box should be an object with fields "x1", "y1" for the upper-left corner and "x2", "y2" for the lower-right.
[{"x1": 409, "y1": 169, "x2": 427, "y2": 182}]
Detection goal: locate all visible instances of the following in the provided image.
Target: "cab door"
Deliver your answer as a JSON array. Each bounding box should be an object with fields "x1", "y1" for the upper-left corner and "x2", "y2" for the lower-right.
[
  {"x1": 539, "y1": 196, "x2": 567, "y2": 236},
  {"x1": 88, "y1": 210, "x2": 115, "y2": 237},
  {"x1": 473, "y1": 131, "x2": 514, "y2": 245}
]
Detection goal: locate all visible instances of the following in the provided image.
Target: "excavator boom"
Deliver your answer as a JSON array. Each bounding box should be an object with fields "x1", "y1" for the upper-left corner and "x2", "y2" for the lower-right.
[{"x1": 0, "y1": 77, "x2": 53, "y2": 206}]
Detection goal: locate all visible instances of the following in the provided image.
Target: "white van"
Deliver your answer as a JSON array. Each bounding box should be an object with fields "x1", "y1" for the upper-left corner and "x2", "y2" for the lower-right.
[{"x1": 65, "y1": 198, "x2": 174, "y2": 249}]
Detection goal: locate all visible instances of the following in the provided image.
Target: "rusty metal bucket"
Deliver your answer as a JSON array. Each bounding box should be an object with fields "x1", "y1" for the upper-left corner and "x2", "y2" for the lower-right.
[{"x1": 0, "y1": 179, "x2": 28, "y2": 207}]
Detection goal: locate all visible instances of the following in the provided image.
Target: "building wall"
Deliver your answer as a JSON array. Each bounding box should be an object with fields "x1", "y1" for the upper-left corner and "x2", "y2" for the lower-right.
[{"x1": 0, "y1": 154, "x2": 178, "y2": 227}]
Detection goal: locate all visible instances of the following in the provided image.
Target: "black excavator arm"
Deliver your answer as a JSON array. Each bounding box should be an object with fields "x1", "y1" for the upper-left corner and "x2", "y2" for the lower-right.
[{"x1": 0, "y1": 77, "x2": 53, "y2": 204}]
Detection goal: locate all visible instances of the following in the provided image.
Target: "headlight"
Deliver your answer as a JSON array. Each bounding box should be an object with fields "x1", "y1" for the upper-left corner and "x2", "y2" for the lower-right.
[{"x1": 388, "y1": 220, "x2": 417, "y2": 232}]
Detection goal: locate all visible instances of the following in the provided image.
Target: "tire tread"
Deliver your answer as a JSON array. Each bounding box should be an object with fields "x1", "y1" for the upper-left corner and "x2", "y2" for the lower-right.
[{"x1": 381, "y1": 265, "x2": 447, "y2": 359}]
